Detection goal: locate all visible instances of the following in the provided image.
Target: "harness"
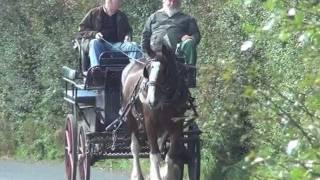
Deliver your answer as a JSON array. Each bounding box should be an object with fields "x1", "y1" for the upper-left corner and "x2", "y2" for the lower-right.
[{"x1": 106, "y1": 59, "x2": 198, "y2": 150}]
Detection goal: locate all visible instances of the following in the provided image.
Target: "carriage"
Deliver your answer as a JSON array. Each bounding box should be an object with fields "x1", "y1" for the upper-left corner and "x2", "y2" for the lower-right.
[{"x1": 62, "y1": 39, "x2": 201, "y2": 180}]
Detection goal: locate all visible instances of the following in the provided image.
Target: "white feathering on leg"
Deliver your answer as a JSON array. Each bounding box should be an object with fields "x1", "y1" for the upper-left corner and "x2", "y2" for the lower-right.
[
  {"x1": 162, "y1": 155, "x2": 181, "y2": 180},
  {"x1": 131, "y1": 133, "x2": 144, "y2": 180},
  {"x1": 150, "y1": 153, "x2": 162, "y2": 180}
]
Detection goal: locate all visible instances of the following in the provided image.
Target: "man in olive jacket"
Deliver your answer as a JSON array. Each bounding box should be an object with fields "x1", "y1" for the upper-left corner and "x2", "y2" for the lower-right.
[
  {"x1": 142, "y1": 0, "x2": 201, "y2": 65},
  {"x1": 78, "y1": 0, "x2": 141, "y2": 69}
]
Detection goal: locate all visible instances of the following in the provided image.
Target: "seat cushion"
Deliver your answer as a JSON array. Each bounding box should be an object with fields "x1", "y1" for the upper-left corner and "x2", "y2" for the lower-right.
[{"x1": 67, "y1": 90, "x2": 97, "y2": 104}]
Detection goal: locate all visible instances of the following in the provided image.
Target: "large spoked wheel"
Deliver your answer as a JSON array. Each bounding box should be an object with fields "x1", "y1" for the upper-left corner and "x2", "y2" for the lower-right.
[
  {"x1": 78, "y1": 126, "x2": 91, "y2": 180},
  {"x1": 65, "y1": 114, "x2": 78, "y2": 180}
]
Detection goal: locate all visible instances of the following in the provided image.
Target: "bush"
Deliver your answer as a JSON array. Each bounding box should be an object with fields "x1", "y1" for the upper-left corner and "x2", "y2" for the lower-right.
[{"x1": 1, "y1": 0, "x2": 319, "y2": 179}]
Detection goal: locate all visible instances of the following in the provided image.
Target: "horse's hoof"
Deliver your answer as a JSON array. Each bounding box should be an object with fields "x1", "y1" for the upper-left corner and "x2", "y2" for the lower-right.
[
  {"x1": 131, "y1": 173, "x2": 144, "y2": 180},
  {"x1": 145, "y1": 174, "x2": 150, "y2": 180}
]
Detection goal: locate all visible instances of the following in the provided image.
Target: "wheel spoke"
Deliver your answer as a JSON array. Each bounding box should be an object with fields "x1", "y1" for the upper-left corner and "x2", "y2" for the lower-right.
[
  {"x1": 78, "y1": 128, "x2": 90, "y2": 180},
  {"x1": 68, "y1": 153, "x2": 74, "y2": 169},
  {"x1": 65, "y1": 130, "x2": 72, "y2": 153},
  {"x1": 64, "y1": 116, "x2": 78, "y2": 180}
]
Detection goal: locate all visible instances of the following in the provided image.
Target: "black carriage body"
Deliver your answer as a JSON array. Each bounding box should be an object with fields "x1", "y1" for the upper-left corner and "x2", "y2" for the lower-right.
[{"x1": 62, "y1": 40, "x2": 201, "y2": 180}]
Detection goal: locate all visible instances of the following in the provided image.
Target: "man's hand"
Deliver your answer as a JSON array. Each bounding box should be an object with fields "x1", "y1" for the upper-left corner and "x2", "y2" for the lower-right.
[
  {"x1": 124, "y1": 35, "x2": 131, "y2": 42},
  {"x1": 181, "y1": 35, "x2": 193, "y2": 41},
  {"x1": 95, "y1": 32, "x2": 103, "y2": 40}
]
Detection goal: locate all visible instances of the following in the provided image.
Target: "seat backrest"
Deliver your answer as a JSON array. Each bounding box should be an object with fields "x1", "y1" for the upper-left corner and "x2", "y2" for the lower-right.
[
  {"x1": 176, "y1": 57, "x2": 197, "y2": 88},
  {"x1": 73, "y1": 38, "x2": 90, "y2": 73},
  {"x1": 99, "y1": 51, "x2": 130, "y2": 67},
  {"x1": 183, "y1": 64, "x2": 197, "y2": 88}
]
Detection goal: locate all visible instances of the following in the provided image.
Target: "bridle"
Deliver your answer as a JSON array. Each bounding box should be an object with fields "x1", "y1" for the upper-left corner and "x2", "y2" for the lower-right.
[{"x1": 143, "y1": 58, "x2": 178, "y2": 99}]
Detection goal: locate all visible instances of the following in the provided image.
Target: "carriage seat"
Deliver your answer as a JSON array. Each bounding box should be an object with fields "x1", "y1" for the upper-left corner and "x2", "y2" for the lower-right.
[
  {"x1": 84, "y1": 51, "x2": 130, "y2": 88},
  {"x1": 73, "y1": 38, "x2": 132, "y2": 74},
  {"x1": 62, "y1": 66, "x2": 97, "y2": 105}
]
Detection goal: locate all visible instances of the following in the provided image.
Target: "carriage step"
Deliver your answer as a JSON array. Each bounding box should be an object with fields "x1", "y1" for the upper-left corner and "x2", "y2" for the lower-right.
[
  {"x1": 79, "y1": 105, "x2": 95, "y2": 109},
  {"x1": 86, "y1": 131, "x2": 129, "y2": 139},
  {"x1": 99, "y1": 152, "x2": 150, "y2": 159},
  {"x1": 90, "y1": 152, "x2": 152, "y2": 164}
]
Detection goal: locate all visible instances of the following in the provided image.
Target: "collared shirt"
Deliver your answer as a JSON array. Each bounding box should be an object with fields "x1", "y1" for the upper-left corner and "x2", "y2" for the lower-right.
[{"x1": 142, "y1": 9, "x2": 201, "y2": 56}]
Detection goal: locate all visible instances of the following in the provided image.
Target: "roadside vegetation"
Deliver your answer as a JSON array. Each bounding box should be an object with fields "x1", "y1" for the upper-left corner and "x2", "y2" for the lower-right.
[{"x1": 1, "y1": 0, "x2": 319, "y2": 179}]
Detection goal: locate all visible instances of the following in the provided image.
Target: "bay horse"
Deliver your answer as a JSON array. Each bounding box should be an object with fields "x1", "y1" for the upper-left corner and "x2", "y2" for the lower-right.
[{"x1": 121, "y1": 41, "x2": 188, "y2": 180}]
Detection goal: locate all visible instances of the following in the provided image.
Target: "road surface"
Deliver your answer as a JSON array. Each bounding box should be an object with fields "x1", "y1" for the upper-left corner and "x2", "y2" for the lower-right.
[{"x1": 0, "y1": 160, "x2": 129, "y2": 180}]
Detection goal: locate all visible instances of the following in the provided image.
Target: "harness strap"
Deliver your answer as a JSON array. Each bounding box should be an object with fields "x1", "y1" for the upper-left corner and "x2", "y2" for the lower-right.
[
  {"x1": 146, "y1": 81, "x2": 157, "y2": 87},
  {"x1": 105, "y1": 77, "x2": 142, "y2": 132}
]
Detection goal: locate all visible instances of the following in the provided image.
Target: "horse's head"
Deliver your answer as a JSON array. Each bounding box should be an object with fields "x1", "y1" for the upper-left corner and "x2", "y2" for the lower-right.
[{"x1": 143, "y1": 41, "x2": 177, "y2": 109}]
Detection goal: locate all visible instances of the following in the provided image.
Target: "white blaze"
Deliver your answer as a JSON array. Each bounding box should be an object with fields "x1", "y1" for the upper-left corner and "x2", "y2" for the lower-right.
[{"x1": 147, "y1": 61, "x2": 161, "y2": 106}]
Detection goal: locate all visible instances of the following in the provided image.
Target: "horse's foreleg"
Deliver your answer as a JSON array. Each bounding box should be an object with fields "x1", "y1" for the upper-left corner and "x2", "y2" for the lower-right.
[
  {"x1": 145, "y1": 117, "x2": 162, "y2": 180},
  {"x1": 127, "y1": 111, "x2": 144, "y2": 180},
  {"x1": 162, "y1": 125, "x2": 183, "y2": 180},
  {"x1": 131, "y1": 132, "x2": 144, "y2": 180},
  {"x1": 149, "y1": 153, "x2": 162, "y2": 180}
]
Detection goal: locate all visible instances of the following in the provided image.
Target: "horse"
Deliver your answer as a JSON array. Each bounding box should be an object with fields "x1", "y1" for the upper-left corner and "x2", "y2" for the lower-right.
[{"x1": 121, "y1": 42, "x2": 189, "y2": 180}]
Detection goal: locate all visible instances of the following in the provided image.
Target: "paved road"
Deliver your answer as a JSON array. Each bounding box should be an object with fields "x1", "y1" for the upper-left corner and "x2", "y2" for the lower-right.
[{"x1": 0, "y1": 160, "x2": 129, "y2": 180}]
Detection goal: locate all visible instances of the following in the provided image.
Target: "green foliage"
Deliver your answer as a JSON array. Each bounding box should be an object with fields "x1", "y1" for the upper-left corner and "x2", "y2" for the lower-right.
[
  {"x1": 193, "y1": 0, "x2": 320, "y2": 179},
  {"x1": 1, "y1": 0, "x2": 319, "y2": 179}
]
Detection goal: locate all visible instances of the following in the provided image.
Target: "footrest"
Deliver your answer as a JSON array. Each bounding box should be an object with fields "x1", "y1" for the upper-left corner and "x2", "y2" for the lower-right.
[{"x1": 67, "y1": 90, "x2": 97, "y2": 105}]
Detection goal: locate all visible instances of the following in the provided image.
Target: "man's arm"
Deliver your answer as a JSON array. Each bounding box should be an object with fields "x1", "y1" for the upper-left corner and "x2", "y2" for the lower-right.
[
  {"x1": 77, "y1": 9, "x2": 99, "y2": 39},
  {"x1": 188, "y1": 17, "x2": 201, "y2": 45},
  {"x1": 141, "y1": 14, "x2": 155, "y2": 58}
]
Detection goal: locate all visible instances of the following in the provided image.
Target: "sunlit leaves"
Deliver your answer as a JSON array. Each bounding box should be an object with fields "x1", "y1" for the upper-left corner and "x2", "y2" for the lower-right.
[
  {"x1": 264, "y1": 0, "x2": 278, "y2": 11},
  {"x1": 242, "y1": 23, "x2": 257, "y2": 33},
  {"x1": 278, "y1": 30, "x2": 291, "y2": 41},
  {"x1": 240, "y1": 40, "x2": 254, "y2": 51},
  {"x1": 290, "y1": 167, "x2": 308, "y2": 180},
  {"x1": 286, "y1": 139, "x2": 300, "y2": 155}
]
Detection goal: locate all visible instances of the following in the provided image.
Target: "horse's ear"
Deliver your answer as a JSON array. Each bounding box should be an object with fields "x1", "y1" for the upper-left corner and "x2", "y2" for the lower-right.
[{"x1": 143, "y1": 66, "x2": 149, "y2": 79}]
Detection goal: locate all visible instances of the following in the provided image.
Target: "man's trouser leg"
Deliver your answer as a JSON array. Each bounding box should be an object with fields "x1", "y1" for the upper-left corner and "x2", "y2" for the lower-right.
[
  {"x1": 88, "y1": 39, "x2": 113, "y2": 67},
  {"x1": 179, "y1": 39, "x2": 197, "y2": 65},
  {"x1": 113, "y1": 42, "x2": 143, "y2": 59}
]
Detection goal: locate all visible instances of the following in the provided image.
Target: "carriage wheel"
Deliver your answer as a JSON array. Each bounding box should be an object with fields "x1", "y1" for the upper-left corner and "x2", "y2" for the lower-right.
[
  {"x1": 188, "y1": 137, "x2": 201, "y2": 180},
  {"x1": 78, "y1": 126, "x2": 91, "y2": 180},
  {"x1": 65, "y1": 114, "x2": 78, "y2": 180}
]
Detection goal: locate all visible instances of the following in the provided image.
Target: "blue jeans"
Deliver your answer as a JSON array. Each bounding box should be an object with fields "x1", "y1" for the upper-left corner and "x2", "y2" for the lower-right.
[{"x1": 89, "y1": 39, "x2": 142, "y2": 67}]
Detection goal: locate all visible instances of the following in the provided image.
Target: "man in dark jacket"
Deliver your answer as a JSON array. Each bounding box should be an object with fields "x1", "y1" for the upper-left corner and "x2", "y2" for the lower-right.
[
  {"x1": 78, "y1": 0, "x2": 141, "y2": 69},
  {"x1": 142, "y1": 0, "x2": 201, "y2": 65}
]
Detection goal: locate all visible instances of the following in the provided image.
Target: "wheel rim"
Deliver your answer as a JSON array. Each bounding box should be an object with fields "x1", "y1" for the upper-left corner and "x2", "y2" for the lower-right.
[
  {"x1": 65, "y1": 117, "x2": 74, "y2": 180},
  {"x1": 79, "y1": 127, "x2": 90, "y2": 180}
]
